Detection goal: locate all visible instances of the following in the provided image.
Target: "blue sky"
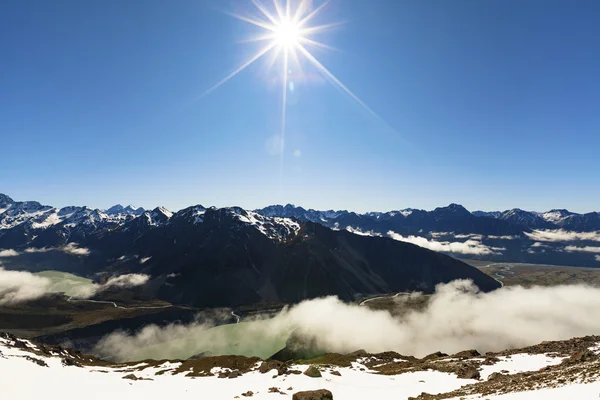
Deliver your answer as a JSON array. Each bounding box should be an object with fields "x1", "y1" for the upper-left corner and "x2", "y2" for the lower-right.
[{"x1": 1, "y1": 0, "x2": 600, "y2": 213}]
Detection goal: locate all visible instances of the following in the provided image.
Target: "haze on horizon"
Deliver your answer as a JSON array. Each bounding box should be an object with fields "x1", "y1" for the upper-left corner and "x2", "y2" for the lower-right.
[{"x1": 2, "y1": 0, "x2": 600, "y2": 213}]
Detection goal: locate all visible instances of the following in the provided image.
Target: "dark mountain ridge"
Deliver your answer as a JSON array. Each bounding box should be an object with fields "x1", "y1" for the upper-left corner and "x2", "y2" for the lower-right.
[{"x1": 0, "y1": 193, "x2": 500, "y2": 308}]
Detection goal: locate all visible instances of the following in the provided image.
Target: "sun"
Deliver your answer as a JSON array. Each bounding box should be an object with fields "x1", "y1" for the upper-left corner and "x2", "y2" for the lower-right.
[
  {"x1": 196, "y1": 0, "x2": 392, "y2": 199},
  {"x1": 274, "y1": 18, "x2": 302, "y2": 49}
]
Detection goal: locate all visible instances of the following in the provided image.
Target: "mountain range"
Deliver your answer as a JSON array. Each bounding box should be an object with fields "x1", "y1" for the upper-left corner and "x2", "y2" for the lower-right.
[
  {"x1": 0, "y1": 194, "x2": 500, "y2": 307},
  {"x1": 258, "y1": 203, "x2": 600, "y2": 233}
]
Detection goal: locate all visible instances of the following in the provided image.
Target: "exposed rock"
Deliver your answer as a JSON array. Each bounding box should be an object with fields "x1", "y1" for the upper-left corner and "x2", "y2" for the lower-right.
[
  {"x1": 453, "y1": 349, "x2": 480, "y2": 359},
  {"x1": 292, "y1": 389, "x2": 333, "y2": 400},
  {"x1": 187, "y1": 351, "x2": 214, "y2": 360},
  {"x1": 488, "y1": 372, "x2": 503, "y2": 381},
  {"x1": 259, "y1": 360, "x2": 281, "y2": 374},
  {"x1": 568, "y1": 350, "x2": 597, "y2": 363},
  {"x1": 303, "y1": 365, "x2": 322, "y2": 378},
  {"x1": 422, "y1": 351, "x2": 448, "y2": 361},
  {"x1": 61, "y1": 357, "x2": 81, "y2": 367},
  {"x1": 330, "y1": 370, "x2": 341, "y2": 376},
  {"x1": 348, "y1": 349, "x2": 368, "y2": 357},
  {"x1": 457, "y1": 365, "x2": 480, "y2": 380},
  {"x1": 228, "y1": 370, "x2": 241, "y2": 379},
  {"x1": 270, "y1": 329, "x2": 327, "y2": 362},
  {"x1": 122, "y1": 374, "x2": 139, "y2": 380},
  {"x1": 24, "y1": 356, "x2": 48, "y2": 367},
  {"x1": 241, "y1": 391, "x2": 254, "y2": 397}
]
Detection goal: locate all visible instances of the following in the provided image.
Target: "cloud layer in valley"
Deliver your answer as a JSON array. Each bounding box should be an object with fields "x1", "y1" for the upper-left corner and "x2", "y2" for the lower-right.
[
  {"x1": 525, "y1": 230, "x2": 600, "y2": 242},
  {"x1": 0, "y1": 267, "x2": 149, "y2": 305},
  {"x1": 565, "y1": 245, "x2": 600, "y2": 253},
  {"x1": 0, "y1": 268, "x2": 57, "y2": 305},
  {"x1": 0, "y1": 243, "x2": 90, "y2": 257},
  {"x1": 94, "y1": 280, "x2": 600, "y2": 362},
  {"x1": 387, "y1": 231, "x2": 505, "y2": 255}
]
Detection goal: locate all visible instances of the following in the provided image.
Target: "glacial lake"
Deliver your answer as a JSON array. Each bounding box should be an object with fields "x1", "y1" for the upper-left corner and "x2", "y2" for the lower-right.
[
  {"x1": 127, "y1": 319, "x2": 292, "y2": 361},
  {"x1": 35, "y1": 270, "x2": 96, "y2": 297}
]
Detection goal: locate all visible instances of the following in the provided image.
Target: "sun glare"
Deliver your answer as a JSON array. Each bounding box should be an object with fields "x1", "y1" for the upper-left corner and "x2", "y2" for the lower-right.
[
  {"x1": 274, "y1": 18, "x2": 302, "y2": 49},
  {"x1": 197, "y1": 0, "x2": 392, "y2": 199}
]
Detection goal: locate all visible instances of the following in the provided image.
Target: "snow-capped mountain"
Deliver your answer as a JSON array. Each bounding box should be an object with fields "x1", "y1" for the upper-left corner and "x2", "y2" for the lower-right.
[
  {"x1": 497, "y1": 208, "x2": 555, "y2": 229},
  {"x1": 539, "y1": 209, "x2": 576, "y2": 224},
  {"x1": 0, "y1": 193, "x2": 500, "y2": 308},
  {"x1": 472, "y1": 210, "x2": 502, "y2": 218},
  {"x1": 105, "y1": 204, "x2": 145, "y2": 216}
]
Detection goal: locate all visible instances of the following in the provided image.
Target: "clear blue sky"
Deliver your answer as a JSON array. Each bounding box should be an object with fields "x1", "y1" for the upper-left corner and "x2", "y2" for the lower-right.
[{"x1": 1, "y1": 0, "x2": 600, "y2": 213}]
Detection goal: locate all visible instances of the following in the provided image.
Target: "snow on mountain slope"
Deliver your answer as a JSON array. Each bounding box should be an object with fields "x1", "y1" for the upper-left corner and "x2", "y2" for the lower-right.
[
  {"x1": 0, "y1": 334, "x2": 474, "y2": 400},
  {"x1": 227, "y1": 207, "x2": 301, "y2": 242},
  {"x1": 539, "y1": 209, "x2": 575, "y2": 224},
  {"x1": 3, "y1": 333, "x2": 600, "y2": 400}
]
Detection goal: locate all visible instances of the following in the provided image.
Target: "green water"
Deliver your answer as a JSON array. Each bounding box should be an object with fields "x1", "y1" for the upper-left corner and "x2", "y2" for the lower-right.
[
  {"x1": 35, "y1": 270, "x2": 96, "y2": 297},
  {"x1": 34, "y1": 270, "x2": 291, "y2": 361},
  {"x1": 129, "y1": 319, "x2": 292, "y2": 361}
]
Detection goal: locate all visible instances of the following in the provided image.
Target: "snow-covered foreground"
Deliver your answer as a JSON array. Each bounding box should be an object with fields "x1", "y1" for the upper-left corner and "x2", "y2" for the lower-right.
[
  {"x1": 0, "y1": 338, "x2": 471, "y2": 399},
  {"x1": 3, "y1": 335, "x2": 600, "y2": 399}
]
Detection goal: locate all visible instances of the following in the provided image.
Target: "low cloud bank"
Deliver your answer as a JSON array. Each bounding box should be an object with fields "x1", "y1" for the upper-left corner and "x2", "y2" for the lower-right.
[
  {"x1": 565, "y1": 246, "x2": 600, "y2": 253},
  {"x1": 0, "y1": 268, "x2": 149, "y2": 305},
  {"x1": 525, "y1": 230, "x2": 600, "y2": 242},
  {"x1": 0, "y1": 268, "x2": 55, "y2": 305},
  {"x1": 387, "y1": 231, "x2": 505, "y2": 255},
  {"x1": 2, "y1": 243, "x2": 90, "y2": 257},
  {"x1": 487, "y1": 235, "x2": 519, "y2": 240},
  {"x1": 94, "y1": 280, "x2": 600, "y2": 362},
  {"x1": 345, "y1": 227, "x2": 382, "y2": 237}
]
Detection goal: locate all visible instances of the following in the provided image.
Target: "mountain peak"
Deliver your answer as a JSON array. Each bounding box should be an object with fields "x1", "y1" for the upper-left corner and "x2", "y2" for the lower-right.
[
  {"x1": 0, "y1": 193, "x2": 14, "y2": 206},
  {"x1": 106, "y1": 204, "x2": 145, "y2": 216}
]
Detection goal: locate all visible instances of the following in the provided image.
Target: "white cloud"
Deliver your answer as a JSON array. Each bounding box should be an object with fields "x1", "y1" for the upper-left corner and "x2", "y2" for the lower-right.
[
  {"x1": 24, "y1": 247, "x2": 51, "y2": 253},
  {"x1": 525, "y1": 230, "x2": 600, "y2": 242},
  {"x1": 95, "y1": 280, "x2": 600, "y2": 362},
  {"x1": 0, "y1": 268, "x2": 150, "y2": 305},
  {"x1": 10, "y1": 243, "x2": 90, "y2": 257},
  {"x1": 454, "y1": 233, "x2": 483, "y2": 240},
  {"x1": 596, "y1": 255, "x2": 600, "y2": 262},
  {"x1": 61, "y1": 243, "x2": 90, "y2": 256},
  {"x1": 487, "y1": 235, "x2": 519, "y2": 240},
  {"x1": 0, "y1": 249, "x2": 19, "y2": 257},
  {"x1": 388, "y1": 231, "x2": 504, "y2": 255},
  {"x1": 531, "y1": 242, "x2": 550, "y2": 248},
  {"x1": 565, "y1": 246, "x2": 600, "y2": 253},
  {"x1": 430, "y1": 232, "x2": 453, "y2": 238},
  {"x1": 0, "y1": 268, "x2": 53, "y2": 305},
  {"x1": 139, "y1": 257, "x2": 152, "y2": 264},
  {"x1": 103, "y1": 274, "x2": 149, "y2": 289},
  {"x1": 346, "y1": 227, "x2": 382, "y2": 237}
]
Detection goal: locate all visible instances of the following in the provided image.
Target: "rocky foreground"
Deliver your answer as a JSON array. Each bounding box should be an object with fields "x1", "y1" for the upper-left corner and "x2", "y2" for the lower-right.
[{"x1": 2, "y1": 332, "x2": 600, "y2": 399}]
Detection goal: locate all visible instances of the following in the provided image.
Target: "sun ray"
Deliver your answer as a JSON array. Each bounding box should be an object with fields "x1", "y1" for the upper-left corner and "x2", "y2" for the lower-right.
[
  {"x1": 300, "y1": 21, "x2": 347, "y2": 36},
  {"x1": 297, "y1": 0, "x2": 329, "y2": 27},
  {"x1": 228, "y1": 12, "x2": 276, "y2": 32},
  {"x1": 238, "y1": 32, "x2": 277, "y2": 44},
  {"x1": 297, "y1": 44, "x2": 380, "y2": 121},
  {"x1": 292, "y1": 0, "x2": 312, "y2": 24},
  {"x1": 195, "y1": 42, "x2": 276, "y2": 101},
  {"x1": 279, "y1": 46, "x2": 290, "y2": 197},
  {"x1": 299, "y1": 37, "x2": 340, "y2": 52},
  {"x1": 272, "y1": 0, "x2": 285, "y2": 20},
  {"x1": 252, "y1": 0, "x2": 279, "y2": 26}
]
